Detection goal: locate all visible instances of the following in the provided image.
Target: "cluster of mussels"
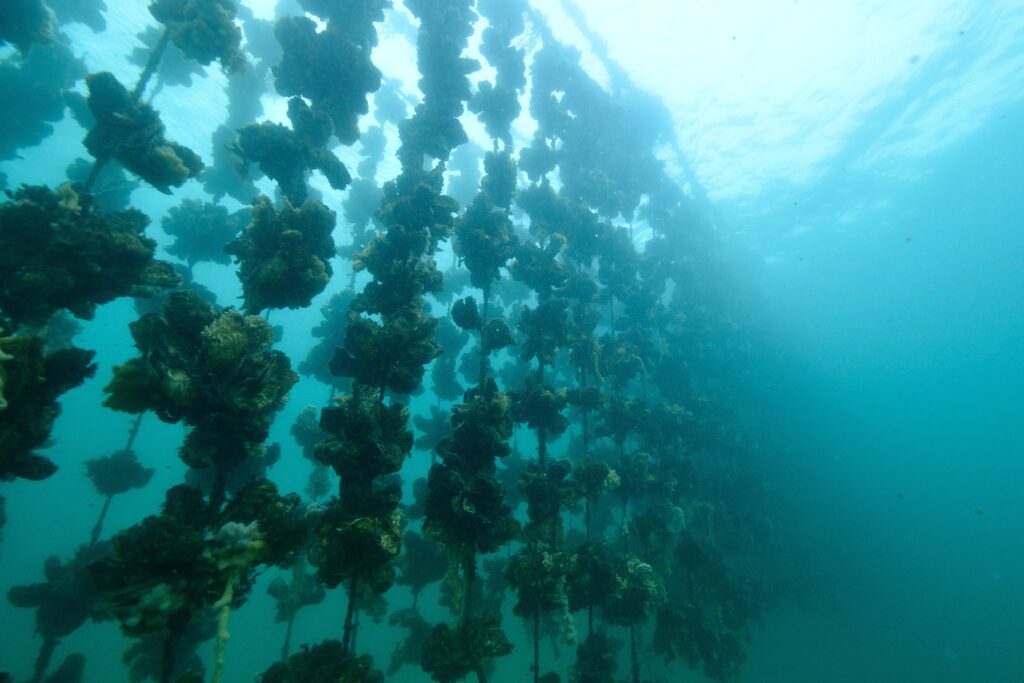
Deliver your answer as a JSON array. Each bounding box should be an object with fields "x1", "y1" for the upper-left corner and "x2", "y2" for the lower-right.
[{"x1": 0, "y1": 1, "x2": 780, "y2": 683}]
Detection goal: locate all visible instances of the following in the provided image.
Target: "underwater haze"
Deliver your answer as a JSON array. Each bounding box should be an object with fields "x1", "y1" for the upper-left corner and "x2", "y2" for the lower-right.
[{"x1": 0, "y1": 1, "x2": 1022, "y2": 683}]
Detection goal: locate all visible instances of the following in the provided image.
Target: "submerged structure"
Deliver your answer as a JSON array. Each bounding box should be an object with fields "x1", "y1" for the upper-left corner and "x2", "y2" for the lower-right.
[{"x1": 0, "y1": 1, "x2": 780, "y2": 682}]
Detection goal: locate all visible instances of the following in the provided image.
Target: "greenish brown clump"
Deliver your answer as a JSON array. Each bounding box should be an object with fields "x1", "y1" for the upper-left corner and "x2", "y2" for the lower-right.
[
  {"x1": 83, "y1": 72, "x2": 204, "y2": 193},
  {"x1": 226, "y1": 196, "x2": 336, "y2": 314},
  {"x1": 0, "y1": 185, "x2": 179, "y2": 329},
  {"x1": 420, "y1": 611, "x2": 512, "y2": 683},
  {"x1": 259, "y1": 640, "x2": 383, "y2": 683},
  {"x1": 91, "y1": 480, "x2": 304, "y2": 637},
  {"x1": 103, "y1": 290, "x2": 297, "y2": 473}
]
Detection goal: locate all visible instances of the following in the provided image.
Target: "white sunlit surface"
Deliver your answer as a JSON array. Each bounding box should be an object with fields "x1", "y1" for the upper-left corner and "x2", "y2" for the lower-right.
[
  {"x1": 65, "y1": 0, "x2": 1024, "y2": 233},
  {"x1": 533, "y1": 0, "x2": 1024, "y2": 204}
]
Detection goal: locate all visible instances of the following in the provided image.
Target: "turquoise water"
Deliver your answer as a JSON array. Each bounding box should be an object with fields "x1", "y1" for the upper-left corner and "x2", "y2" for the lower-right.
[{"x1": 1, "y1": 1, "x2": 1022, "y2": 682}]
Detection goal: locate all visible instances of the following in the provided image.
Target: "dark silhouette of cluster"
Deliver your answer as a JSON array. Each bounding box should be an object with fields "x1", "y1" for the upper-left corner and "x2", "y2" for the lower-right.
[
  {"x1": 468, "y1": 0, "x2": 527, "y2": 146},
  {"x1": 398, "y1": 0, "x2": 479, "y2": 167},
  {"x1": 0, "y1": 0, "x2": 54, "y2": 52},
  {"x1": 273, "y1": 8, "x2": 384, "y2": 144},
  {"x1": 0, "y1": 37, "x2": 85, "y2": 160},
  {"x1": 162, "y1": 199, "x2": 245, "y2": 268},
  {"x1": 7, "y1": 541, "x2": 109, "y2": 682},
  {"x1": 299, "y1": 289, "x2": 356, "y2": 387},
  {"x1": 149, "y1": 0, "x2": 246, "y2": 72},
  {"x1": 235, "y1": 97, "x2": 351, "y2": 204},
  {"x1": 85, "y1": 448, "x2": 155, "y2": 544},
  {"x1": 201, "y1": 9, "x2": 280, "y2": 203},
  {"x1": 266, "y1": 560, "x2": 326, "y2": 659},
  {"x1": 129, "y1": 25, "x2": 204, "y2": 97},
  {"x1": 47, "y1": 0, "x2": 107, "y2": 32}
]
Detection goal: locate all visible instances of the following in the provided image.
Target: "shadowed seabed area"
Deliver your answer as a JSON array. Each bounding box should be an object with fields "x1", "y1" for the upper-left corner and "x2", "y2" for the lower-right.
[{"x1": 0, "y1": 1, "x2": 1022, "y2": 682}]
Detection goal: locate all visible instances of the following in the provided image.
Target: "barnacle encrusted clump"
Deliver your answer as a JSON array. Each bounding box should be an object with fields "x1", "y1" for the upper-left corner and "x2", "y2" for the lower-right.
[
  {"x1": 91, "y1": 481, "x2": 302, "y2": 638},
  {"x1": 0, "y1": 36, "x2": 86, "y2": 161},
  {"x1": 259, "y1": 640, "x2": 383, "y2": 683},
  {"x1": 517, "y1": 299, "x2": 570, "y2": 367},
  {"x1": 0, "y1": 0, "x2": 54, "y2": 52},
  {"x1": 0, "y1": 185, "x2": 180, "y2": 329},
  {"x1": 0, "y1": 333, "x2": 96, "y2": 481},
  {"x1": 420, "y1": 610, "x2": 512, "y2": 683},
  {"x1": 510, "y1": 371, "x2": 569, "y2": 438},
  {"x1": 424, "y1": 379, "x2": 520, "y2": 558},
  {"x1": 454, "y1": 191, "x2": 519, "y2": 291},
  {"x1": 199, "y1": 8, "x2": 279, "y2": 204},
  {"x1": 451, "y1": 296, "x2": 481, "y2": 331},
  {"x1": 310, "y1": 387, "x2": 409, "y2": 593},
  {"x1": 315, "y1": 389, "x2": 412, "y2": 483},
  {"x1": 149, "y1": 0, "x2": 246, "y2": 72},
  {"x1": 273, "y1": 12, "x2": 384, "y2": 144},
  {"x1": 162, "y1": 199, "x2": 245, "y2": 268},
  {"x1": 7, "y1": 543, "x2": 110, "y2": 634},
  {"x1": 419, "y1": 380, "x2": 518, "y2": 678},
  {"x1": 518, "y1": 179, "x2": 609, "y2": 267},
  {"x1": 571, "y1": 630, "x2": 617, "y2": 683},
  {"x1": 651, "y1": 528, "x2": 759, "y2": 682},
  {"x1": 331, "y1": 307, "x2": 442, "y2": 395},
  {"x1": 355, "y1": 168, "x2": 458, "y2": 311},
  {"x1": 570, "y1": 460, "x2": 618, "y2": 512},
  {"x1": 505, "y1": 541, "x2": 567, "y2": 618},
  {"x1": 225, "y1": 196, "x2": 336, "y2": 313},
  {"x1": 83, "y1": 72, "x2": 204, "y2": 193},
  {"x1": 509, "y1": 236, "x2": 569, "y2": 301},
  {"x1": 102, "y1": 290, "x2": 297, "y2": 472},
  {"x1": 530, "y1": 43, "x2": 658, "y2": 220},
  {"x1": 235, "y1": 97, "x2": 351, "y2": 204},
  {"x1": 310, "y1": 487, "x2": 403, "y2": 593},
  {"x1": 330, "y1": 168, "x2": 457, "y2": 394},
  {"x1": 604, "y1": 557, "x2": 665, "y2": 627},
  {"x1": 564, "y1": 542, "x2": 616, "y2": 615}
]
